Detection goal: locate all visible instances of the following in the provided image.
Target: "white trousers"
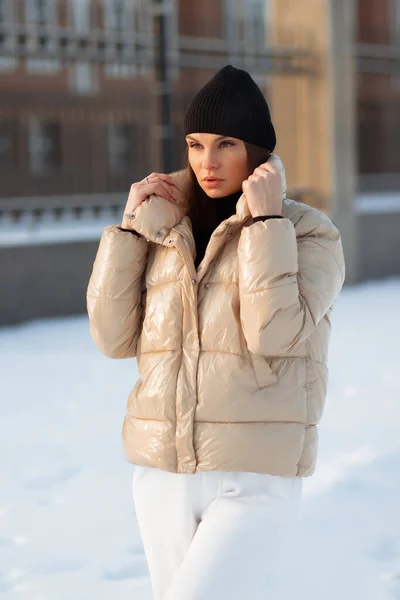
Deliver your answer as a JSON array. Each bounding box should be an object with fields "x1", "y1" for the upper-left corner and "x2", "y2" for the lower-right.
[{"x1": 132, "y1": 465, "x2": 303, "y2": 600}]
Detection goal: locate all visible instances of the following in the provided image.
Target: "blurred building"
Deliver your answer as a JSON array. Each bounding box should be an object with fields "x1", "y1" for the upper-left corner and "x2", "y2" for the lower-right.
[
  {"x1": 0, "y1": 0, "x2": 311, "y2": 198},
  {"x1": 0, "y1": 0, "x2": 399, "y2": 325},
  {"x1": 355, "y1": 0, "x2": 400, "y2": 279},
  {"x1": 0, "y1": 0, "x2": 155, "y2": 199}
]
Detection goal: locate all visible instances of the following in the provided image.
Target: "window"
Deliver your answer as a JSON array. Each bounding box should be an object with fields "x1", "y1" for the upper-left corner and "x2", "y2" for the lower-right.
[
  {"x1": 103, "y1": 0, "x2": 135, "y2": 77},
  {"x1": 108, "y1": 122, "x2": 133, "y2": 174},
  {"x1": 244, "y1": 0, "x2": 267, "y2": 48},
  {"x1": 25, "y1": 0, "x2": 60, "y2": 74},
  {"x1": 0, "y1": 0, "x2": 17, "y2": 71},
  {"x1": 135, "y1": 0, "x2": 152, "y2": 36},
  {"x1": 29, "y1": 119, "x2": 62, "y2": 174},
  {"x1": 164, "y1": 0, "x2": 179, "y2": 79},
  {"x1": 225, "y1": 0, "x2": 240, "y2": 42},
  {"x1": 67, "y1": 1, "x2": 97, "y2": 94},
  {"x1": 104, "y1": 63, "x2": 137, "y2": 78},
  {"x1": 70, "y1": 0, "x2": 91, "y2": 33},
  {"x1": 0, "y1": 0, "x2": 13, "y2": 23},
  {"x1": 103, "y1": 0, "x2": 133, "y2": 32},
  {"x1": 391, "y1": 0, "x2": 400, "y2": 88},
  {"x1": 225, "y1": 0, "x2": 268, "y2": 58},
  {"x1": 25, "y1": 0, "x2": 56, "y2": 25},
  {"x1": 103, "y1": 1, "x2": 154, "y2": 77},
  {"x1": 26, "y1": 59, "x2": 60, "y2": 74},
  {"x1": 69, "y1": 61, "x2": 98, "y2": 94},
  {"x1": 392, "y1": 0, "x2": 400, "y2": 42},
  {"x1": 0, "y1": 57, "x2": 17, "y2": 71},
  {"x1": 224, "y1": 0, "x2": 269, "y2": 78},
  {"x1": 104, "y1": 0, "x2": 141, "y2": 78},
  {"x1": 357, "y1": 94, "x2": 400, "y2": 188},
  {"x1": 0, "y1": 121, "x2": 17, "y2": 169}
]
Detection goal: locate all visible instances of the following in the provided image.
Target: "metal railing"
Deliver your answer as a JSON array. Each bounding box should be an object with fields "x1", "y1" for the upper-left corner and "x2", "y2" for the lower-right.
[
  {"x1": 178, "y1": 36, "x2": 318, "y2": 74},
  {"x1": 0, "y1": 21, "x2": 155, "y2": 66},
  {"x1": 0, "y1": 21, "x2": 318, "y2": 74},
  {"x1": 0, "y1": 184, "x2": 327, "y2": 233},
  {"x1": 355, "y1": 42, "x2": 400, "y2": 75},
  {"x1": 0, "y1": 192, "x2": 126, "y2": 230}
]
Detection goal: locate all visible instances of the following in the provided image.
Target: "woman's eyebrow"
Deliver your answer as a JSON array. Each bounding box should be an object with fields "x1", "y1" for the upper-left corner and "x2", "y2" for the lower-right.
[{"x1": 185, "y1": 135, "x2": 231, "y2": 142}]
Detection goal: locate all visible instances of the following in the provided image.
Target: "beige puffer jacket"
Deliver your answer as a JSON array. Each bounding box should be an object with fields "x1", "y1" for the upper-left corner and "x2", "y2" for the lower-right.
[{"x1": 87, "y1": 154, "x2": 345, "y2": 477}]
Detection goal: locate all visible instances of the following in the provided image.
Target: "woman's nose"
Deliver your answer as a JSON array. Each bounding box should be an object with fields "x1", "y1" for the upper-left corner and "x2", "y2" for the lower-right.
[{"x1": 201, "y1": 151, "x2": 219, "y2": 170}]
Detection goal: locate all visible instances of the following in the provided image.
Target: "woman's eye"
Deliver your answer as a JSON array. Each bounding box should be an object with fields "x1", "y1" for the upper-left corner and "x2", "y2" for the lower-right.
[{"x1": 188, "y1": 141, "x2": 234, "y2": 149}]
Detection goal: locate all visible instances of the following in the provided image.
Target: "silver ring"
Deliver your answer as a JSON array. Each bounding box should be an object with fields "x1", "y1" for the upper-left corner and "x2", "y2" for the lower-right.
[{"x1": 145, "y1": 176, "x2": 150, "y2": 184}]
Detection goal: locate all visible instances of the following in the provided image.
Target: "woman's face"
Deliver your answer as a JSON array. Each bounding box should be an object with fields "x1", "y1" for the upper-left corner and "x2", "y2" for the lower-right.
[{"x1": 186, "y1": 133, "x2": 250, "y2": 198}]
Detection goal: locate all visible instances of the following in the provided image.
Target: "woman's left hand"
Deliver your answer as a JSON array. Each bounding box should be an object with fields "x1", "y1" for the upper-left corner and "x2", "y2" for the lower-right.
[{"x1": 242, "y1": 162, "x2": 283, "y2": 217}]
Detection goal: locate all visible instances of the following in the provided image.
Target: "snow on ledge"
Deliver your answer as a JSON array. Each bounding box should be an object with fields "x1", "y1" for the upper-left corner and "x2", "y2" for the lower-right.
[
  {"x1": 0, "y1": 219, "x2": 115, "y2": 247},
  {"x1": 355, "y1": 192, "x2": 400, "y2": 214}
]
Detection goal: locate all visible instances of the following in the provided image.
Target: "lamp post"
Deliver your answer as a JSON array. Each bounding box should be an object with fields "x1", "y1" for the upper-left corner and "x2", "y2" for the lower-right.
[{"x1": 153, "y1": 0, "x2": 173, "y2": 173}]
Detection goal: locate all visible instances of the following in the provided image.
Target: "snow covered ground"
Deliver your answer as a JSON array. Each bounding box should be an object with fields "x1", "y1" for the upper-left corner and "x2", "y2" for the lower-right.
[{"x1": 1, "y1": 276, "x2": 400, "y2": 600}]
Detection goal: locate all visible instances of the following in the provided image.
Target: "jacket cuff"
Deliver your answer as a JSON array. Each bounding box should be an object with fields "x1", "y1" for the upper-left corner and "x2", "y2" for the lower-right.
[
  {"x1": 118, "y1": 226, "x2": 143, "y2": 237},
  {"x1": 238, "y1": 218, "x2": 298, "y2": 286},
  {"x1": 121, "y1": 195, "x2": 183, "y2": 244},
  {"x1": 252, "y1": 215, "x2": 284, "y2": 223}
]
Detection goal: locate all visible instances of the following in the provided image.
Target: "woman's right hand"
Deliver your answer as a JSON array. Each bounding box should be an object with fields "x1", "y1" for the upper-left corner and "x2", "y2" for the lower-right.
[{"x1": 120, "y1": 172, "x2": 177, "y2": 229}]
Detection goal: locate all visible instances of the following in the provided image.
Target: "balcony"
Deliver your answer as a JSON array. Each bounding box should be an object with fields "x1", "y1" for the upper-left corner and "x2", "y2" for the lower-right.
[{"x1": 0, "y1": 21, "x2": 155, "y2": 67}]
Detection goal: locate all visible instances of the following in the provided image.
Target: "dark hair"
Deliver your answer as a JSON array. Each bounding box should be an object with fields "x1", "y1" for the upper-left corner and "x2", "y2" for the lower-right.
[{"x1": 185, "y1": 142, "x2": 271, "y2": 233}]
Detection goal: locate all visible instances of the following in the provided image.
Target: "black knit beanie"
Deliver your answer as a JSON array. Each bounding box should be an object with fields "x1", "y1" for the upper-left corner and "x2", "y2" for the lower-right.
[{"x1": 184, "y1": 65, "x2": 276, "y2": 152}]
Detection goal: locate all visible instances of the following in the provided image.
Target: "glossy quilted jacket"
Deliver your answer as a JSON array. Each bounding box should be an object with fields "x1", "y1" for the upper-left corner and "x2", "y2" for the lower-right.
[{"x1": 86, "y1": 155, "x2": 345, "y2": 476}]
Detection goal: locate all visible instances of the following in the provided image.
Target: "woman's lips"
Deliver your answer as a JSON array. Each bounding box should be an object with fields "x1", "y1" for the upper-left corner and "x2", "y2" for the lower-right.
[{"x1": 203, "y1": 178, "x2": 225, "y2": 188}]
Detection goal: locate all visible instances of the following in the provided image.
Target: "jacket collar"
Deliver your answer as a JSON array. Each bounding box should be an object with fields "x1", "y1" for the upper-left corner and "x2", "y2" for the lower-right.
[{"x1": 129, "y1": 154, "x2": 287, "y2": 244}]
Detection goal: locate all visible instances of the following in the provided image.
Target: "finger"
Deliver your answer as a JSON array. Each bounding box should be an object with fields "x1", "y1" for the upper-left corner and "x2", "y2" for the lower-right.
[
  {"x1": 153, "y1": 181, "x2": 176, "y2": 201},
  {"x1": 139, "y1": 178, "x2": 175, "y2": 199},
  {"x1": 248, "y1": 174, "x2": 260, "y2": 182},
  {"x1": 254, "y1": 166, "x2": 271, "y2": 177},
  {"x1": 148, "y1": 172, "x2": 176, "y2": 186},
  {"x1": 141, "y1": 176, "x2": 176, "y2": 191},
  {"x1": 259, "y1": 162, "x2": 277, "y2": 174},
  {"x1": 140, "y1": 176, "x2": 156, "y2": 186},
  {"x1": 142, "y1": 182, "x2": 176, "y2": 202}
]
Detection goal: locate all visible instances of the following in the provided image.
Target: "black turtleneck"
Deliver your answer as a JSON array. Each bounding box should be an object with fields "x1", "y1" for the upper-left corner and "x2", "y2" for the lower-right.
[{"x1": 193, "y1": 189, "x2": 242, "y2": 269}]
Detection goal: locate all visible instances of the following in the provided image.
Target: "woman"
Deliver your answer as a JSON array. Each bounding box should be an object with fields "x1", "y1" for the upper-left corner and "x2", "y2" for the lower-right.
[{"x1": 87, "y1": 65, "x2": 345, "y2": 600}]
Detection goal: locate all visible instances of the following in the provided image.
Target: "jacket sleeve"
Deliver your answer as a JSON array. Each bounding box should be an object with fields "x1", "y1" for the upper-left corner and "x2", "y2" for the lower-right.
[
  {"x1": 86, "y1": 225, "x2": 149, "y2": 359},
  {"x1": 237, "y1": 210, "x2": 345, "y2": 356}
]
